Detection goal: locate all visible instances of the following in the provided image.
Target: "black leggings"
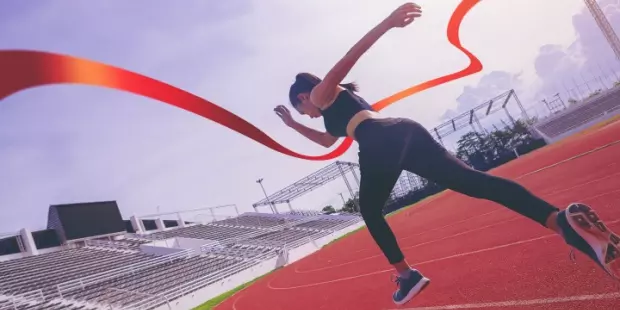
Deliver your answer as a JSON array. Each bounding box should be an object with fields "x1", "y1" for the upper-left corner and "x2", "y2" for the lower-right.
[{"x1": 354, "y1": 117, "x2": 559, "y2": 265}]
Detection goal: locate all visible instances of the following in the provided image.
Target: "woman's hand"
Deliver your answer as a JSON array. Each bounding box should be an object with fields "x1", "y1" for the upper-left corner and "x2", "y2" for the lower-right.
[
  {"x1": 382, "y1": 3, "x2": 422, "y2": 29},
  {"x1": 274, "y1": 105, "x2": 296, "y2": 127}
]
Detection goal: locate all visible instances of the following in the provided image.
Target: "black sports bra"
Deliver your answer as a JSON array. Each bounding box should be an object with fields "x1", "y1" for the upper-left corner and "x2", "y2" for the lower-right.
[{"x1": 321, "y1": 90, "x2": 374, "y2": 137}]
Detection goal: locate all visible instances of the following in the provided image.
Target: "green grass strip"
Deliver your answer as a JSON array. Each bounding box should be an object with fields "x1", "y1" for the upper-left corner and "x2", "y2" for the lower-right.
[{"x1": 192, "y1": 271, "x2": 274, "y2": 310}]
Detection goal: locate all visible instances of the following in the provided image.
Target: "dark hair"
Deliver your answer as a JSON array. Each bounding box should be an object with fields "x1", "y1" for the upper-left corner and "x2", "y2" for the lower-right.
[{"x1": 288, "y1": 72, "x2": 359, "y2": 106}]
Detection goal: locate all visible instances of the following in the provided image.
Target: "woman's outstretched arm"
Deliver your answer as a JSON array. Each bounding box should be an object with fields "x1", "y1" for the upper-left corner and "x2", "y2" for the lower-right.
[
  {"x1": 274, "y1": 105, "x2": 338, "y2": 148},
  {"x1": 289, "y1": 121, "x2": 338, "y2": 148},
  {"x1": 311, "y1": 3, "x2": 422, "y2": 108}
]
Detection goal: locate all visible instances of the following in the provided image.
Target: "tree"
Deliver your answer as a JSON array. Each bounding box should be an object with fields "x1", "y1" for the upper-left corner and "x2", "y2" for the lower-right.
[
  {"x1": 455, "y1": 119, "x2": 543, "y2": 171},
  {"x1": 322, "y1": 205, "x2": 335, "y2": 214},
  {"x1": 340, "y1": 195, "x2": 359, "y2": 213},
  {"x1": 455, "y1": 131, "x2": 493, "y2": 170},
  {"x1": 586, "y1": 89, "x2": 602, "y2": 100}
]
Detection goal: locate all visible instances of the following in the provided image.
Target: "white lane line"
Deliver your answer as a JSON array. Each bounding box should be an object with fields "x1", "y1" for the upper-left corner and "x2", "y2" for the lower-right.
[
  {"x1": 516, "y1": 140, "x2": 620, "y2": 180},
  {"x1": 269, "y1": 219, "x2": 620, "y2": 290},
  {"x1": 273, "y1": 236, "x2": 554, "y2": 290},
  {"x1": 318, "y1": 210, "x2": 503, "y2": 261},
  {"x1": 295, "y1": 217, "x2": 521, "y2": 274},
  {"x1": 393, "y1": 292, "x2": 620, "y2": 309},
  {"x1": 299, "y1": 188, "x2": 620, "y2": 274}
]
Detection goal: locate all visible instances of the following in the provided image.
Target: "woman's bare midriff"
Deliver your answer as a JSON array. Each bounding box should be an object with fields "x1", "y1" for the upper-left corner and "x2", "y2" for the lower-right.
[{"x1": 346, "y1": 110, "x2": 384, "y2": 140}]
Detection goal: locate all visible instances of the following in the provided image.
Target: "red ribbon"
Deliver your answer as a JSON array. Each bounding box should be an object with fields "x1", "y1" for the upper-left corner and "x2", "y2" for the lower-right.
[{"x1": 0, "y1": 0, "x2": 482, "y2": 161}]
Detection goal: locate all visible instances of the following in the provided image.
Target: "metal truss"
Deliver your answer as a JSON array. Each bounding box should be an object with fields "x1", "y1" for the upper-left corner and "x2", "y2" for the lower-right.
[
  {"x1": 430, "y1": 89, "x2": 527, "y2": 145},
  {"x1": 252, "y1": 161, "x2": 361, "y2": 212}
]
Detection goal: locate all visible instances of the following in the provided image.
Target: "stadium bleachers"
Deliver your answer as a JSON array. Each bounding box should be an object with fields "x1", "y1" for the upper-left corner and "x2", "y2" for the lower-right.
[
  {"x1": 293, "y1": 217, "x2": 361, "y2": 232},
  {"x1": 63, "y1": 255, "x2": 242, "y2": 308},
  {"x1": 534, "y1": 86, "x2": 620, "y2": 139},
  {"x1": 0, "y1": 211, "x2": 362, "y2": 310},
  {"x1": 147, "y1": 224, "x2": 261, "y2": 241},
  {"x1": 211, "y1": 214, "x2": 288, "y2": 228},
  {"x1": 0, "y1": 247, "x2": 159, "y2": 297}
]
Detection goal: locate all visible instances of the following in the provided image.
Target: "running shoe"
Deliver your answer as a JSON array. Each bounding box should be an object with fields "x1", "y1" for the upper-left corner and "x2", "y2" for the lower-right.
[
  {"x1": 392, "y1": 269, "x2": 430, "y2": 305},
  {"x1": 557, "y1": 203, "x2": 620, "y2": 280}
]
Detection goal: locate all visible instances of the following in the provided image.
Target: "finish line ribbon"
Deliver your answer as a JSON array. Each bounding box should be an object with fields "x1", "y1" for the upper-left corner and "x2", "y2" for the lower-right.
[{"x1": 0, "y1": 0, "x2": 482, "y2": 161}]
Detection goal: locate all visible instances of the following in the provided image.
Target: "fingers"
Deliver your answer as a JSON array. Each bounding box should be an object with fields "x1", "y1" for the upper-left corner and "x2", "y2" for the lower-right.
[
  {"x1": 274, "y1": 105, "x2": 292, "y2": 121},
  {"x1": 399, "y1": 3, "x2": 422, "y2": 20},
  {"x1": 400, "y1": 2, "x2": 421, "y2": 11},
  {"x1": 397, "y1": 2, "x2": 422, "y2": 14},
  {"x1": 394, "y1": 2, "x2": 422, "y2": 27},
  {"x1": 274, "y1": 105, "x2": 290, "y2": 115}
]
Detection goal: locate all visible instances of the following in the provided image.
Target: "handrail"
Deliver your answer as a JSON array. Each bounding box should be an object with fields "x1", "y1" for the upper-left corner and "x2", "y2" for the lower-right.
[
  {"x1": 129, "y1": 250, "x2": 278, "y2": 310},
  {"x1": 105, "y1": 287, "x2": 171, "y2": 310},
  {"x1": 1, "y1": 289, "x2": 45, "y2": 310},
  {"x1": 56, "y1": 248, "x2": 194, "y2": 297},
  {"x1": 52, "y1": 216, "x2": 363, "y2": 308},
  {"x1": 85, "y1": 239, "x2": 141, "y2": 251},
  {"x1": 125, "y1": 233, "x2": 167, "y2": 241},
  {"x1": 326, "y1": 218, "x2": 363, "y2": 233}
]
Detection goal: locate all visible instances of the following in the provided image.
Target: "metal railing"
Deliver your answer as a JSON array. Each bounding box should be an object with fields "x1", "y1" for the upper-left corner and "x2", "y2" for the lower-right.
[
  {"x1": 104, "y1": 287, "x2": 171, "y2": 310},
  {"x1": 127, "y1": 250, "x2": 277, "y2": 310},
  {"x1": 326, "y1": 218, "x2": 364, "y2": 233},
  {"x1": 3, "y1": 214, "x2": 365, "y2": 309},
  {"x1": 59, "y1": 217, "x2": 362, "y2": 309},
  {"x1": 125, "y1": 233, "x2": 168, "y2": 241},
  {"x1": 0, "y1": 289, "x2": 44, "y2": 310},
  {"x1": 56, "y1": 249, "x2": 194, "y2": 298},
  {"x1": 85, "y1": 239, "x2": 141, "y2": 251}
]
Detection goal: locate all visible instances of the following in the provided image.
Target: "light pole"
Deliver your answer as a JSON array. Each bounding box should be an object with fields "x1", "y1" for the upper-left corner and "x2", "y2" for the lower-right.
[
  {"x1": 256, "y1": 178, "x2": 277, "y2": 214},
  {"x1": 338, "y1": 193, "x2": 346, "y2": 205}
]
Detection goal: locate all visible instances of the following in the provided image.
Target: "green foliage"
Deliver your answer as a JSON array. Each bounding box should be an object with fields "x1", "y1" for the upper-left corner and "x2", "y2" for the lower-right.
[
  {"x1": 193, "y1": 272, "x2": 273, "y2": 309},
  {"x1": 340, "y1": 196, "x2": 359, "y2": 213},
  {"x1": 322, "y1": 205, "x2": 336, "y2": 214},
  {"x1": 454, "y1": 119, "x2": 545, "y2": 171},
  {"x1": 586, "y1": 89, "x2": 602, "y2": 100}
]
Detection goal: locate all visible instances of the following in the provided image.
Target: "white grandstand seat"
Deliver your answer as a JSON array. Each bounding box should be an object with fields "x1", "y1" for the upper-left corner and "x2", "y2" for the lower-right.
[
  {"x1": 1, "y1": 211, "x2": 363, "y2": 309},
  {"x1": 535, "y1": 87, "x2": 620, "y2": 139}
]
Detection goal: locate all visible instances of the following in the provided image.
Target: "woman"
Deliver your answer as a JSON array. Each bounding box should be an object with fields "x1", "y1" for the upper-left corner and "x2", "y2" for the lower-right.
[{"x1": 274, "y1": 2, "x2": 619, "y2": 306}]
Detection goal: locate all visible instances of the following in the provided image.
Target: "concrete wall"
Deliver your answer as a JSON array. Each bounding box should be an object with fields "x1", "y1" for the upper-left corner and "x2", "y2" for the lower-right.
[
  {"x1": 175, "y1": 237, "x2": 218, "y2": 254},
  {"x1": 286, "y1": 242, "x2": 320, "y2": 265},
  {"x1": 139, "y1": 244, "x2": 186, "y2": 256},
  {"x1": 147, "y1": 238, "x2": 176, "y2": 248}
]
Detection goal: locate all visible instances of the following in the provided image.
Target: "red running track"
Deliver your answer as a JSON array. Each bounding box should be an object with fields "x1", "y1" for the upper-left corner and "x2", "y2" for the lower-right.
[{"x1": 216, "y1": 121, "x2": 620, "y2": 310}]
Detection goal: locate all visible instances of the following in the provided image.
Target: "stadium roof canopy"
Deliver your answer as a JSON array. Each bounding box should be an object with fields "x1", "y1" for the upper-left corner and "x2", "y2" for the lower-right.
[{"x1": 252, "y1": 161, "x2": 359, "y2": 208}]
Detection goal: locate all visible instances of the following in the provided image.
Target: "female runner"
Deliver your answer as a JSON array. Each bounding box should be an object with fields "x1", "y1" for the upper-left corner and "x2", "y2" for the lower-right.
[{"x1": 274, "y1": 2, "x2": 620, "y2": 305}]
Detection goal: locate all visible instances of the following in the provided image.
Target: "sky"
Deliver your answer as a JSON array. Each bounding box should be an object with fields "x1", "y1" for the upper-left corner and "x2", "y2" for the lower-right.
[{"x1": 1, "y1": 0, "x2": 619, "y2": 233}]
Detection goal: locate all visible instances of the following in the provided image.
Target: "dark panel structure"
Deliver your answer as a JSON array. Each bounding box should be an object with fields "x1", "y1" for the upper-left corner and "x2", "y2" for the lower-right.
[
  {"x1": 124, "y1": 220, "x2": 136, "y2": 233},
  {"x1": 32, "y1": 229, "x2": 61, "y2": 249},
  {"x1": 0, "y1": 236, "x2": 20, "y2": 255},
  {"x1": 47, "y1": 201, "x2": 125, "y2": 242},
  {"x1": 141, "y1": 219, "x2": 157, "y2": 231},
  {"x1": 163, "y1": 220, "x2": 179, "y2": 228}
]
